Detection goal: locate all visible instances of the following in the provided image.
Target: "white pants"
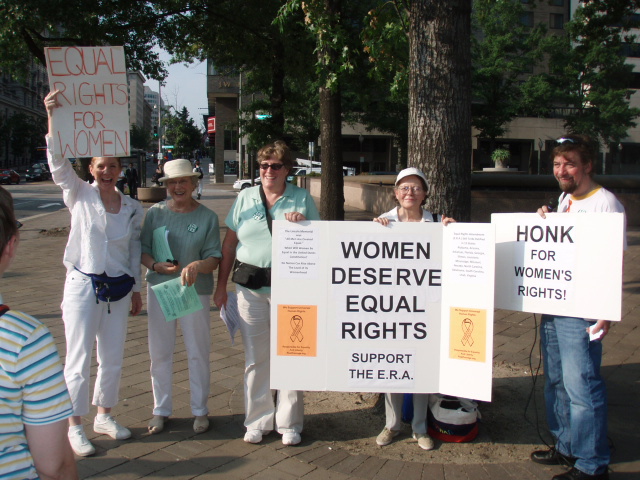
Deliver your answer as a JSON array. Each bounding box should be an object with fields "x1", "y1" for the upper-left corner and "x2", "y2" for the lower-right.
[
  {"x1": 385, "y1": 393, "x2": 429, "y2": 434},
  {"x1": 236, "y1": 285, "x2": 303, "y2": 434},
  {"x1": 62, "y1": 272, "x2": 130, "y2": 416},
  {"x1": 196, "y1": 182, "x2": 203, "y2": 196},
  {"x1": 147, "y1": 286, "x2": 211, "y2": 417}
]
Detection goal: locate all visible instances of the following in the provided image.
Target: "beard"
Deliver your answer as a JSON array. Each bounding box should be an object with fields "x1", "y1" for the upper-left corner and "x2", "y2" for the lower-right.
[{"x1": 557, "y1": 176, "x2": 577, "y2": 194}]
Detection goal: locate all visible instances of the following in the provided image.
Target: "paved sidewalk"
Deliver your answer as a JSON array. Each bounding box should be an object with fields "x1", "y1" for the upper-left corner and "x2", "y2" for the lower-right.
[{"x1": 6, "y1": 181, "x2": 639, "y2": 479}]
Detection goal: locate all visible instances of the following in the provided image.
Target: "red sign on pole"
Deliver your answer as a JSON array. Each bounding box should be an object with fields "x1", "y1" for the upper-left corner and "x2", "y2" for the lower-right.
[{"x1": 207, "y1": 117, "x2": 216, "y2": 133}]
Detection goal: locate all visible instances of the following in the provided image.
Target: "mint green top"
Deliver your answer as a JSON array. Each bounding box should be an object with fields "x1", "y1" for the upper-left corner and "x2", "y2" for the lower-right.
[
  {"x1": 141, "y1": 202, "x2": 222, "y2": 295},
  {"x1": 226, "y1": 183, "x2": 320, "y2": 293}
]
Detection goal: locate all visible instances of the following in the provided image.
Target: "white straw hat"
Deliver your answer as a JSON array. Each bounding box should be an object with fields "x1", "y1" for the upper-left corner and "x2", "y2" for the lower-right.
[
  {"x1": 158, "y1": 159, "x2": 200, "y2": 183},
  {"x1": 395, "y1": 167, "x2": 429, "y2": 190}
]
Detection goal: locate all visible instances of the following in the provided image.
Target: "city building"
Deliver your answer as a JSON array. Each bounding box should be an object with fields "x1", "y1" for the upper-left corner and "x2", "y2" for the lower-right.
[{"x1": 0, "y1": 59, "x2": 48, "y2": 168}]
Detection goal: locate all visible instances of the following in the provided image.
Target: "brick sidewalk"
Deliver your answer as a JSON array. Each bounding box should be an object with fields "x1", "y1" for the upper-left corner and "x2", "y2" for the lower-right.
[{"x1": 5, "y1": 182, "x2": 639, "y2": 479}]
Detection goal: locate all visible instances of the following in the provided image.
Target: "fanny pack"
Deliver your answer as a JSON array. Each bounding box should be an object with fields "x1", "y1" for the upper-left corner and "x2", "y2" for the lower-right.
[
  {"x1": 232, "y1": 260, "x2": 271, "y2": 290},
  {"x1": 76, "y1": 269, "x2": 135, "y2": 313}
]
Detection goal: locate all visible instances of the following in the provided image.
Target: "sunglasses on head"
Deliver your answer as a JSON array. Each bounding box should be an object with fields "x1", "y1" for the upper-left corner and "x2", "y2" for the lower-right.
[
  {"x1": 556, "y1": 137, "x2": 582, "y2": 145},
  {"x1": 259, "y1": 163, "x2": 284, "y2": 171}
]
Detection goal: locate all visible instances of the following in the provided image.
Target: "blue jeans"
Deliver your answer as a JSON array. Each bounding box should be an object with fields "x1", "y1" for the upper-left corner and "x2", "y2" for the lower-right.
[{"x1": 540, "y1": 315, "x2": 609, "y2": 475}]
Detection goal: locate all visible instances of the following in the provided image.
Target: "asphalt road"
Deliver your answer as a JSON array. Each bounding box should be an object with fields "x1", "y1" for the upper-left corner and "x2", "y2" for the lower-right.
[{"x1": 3, "y1": 181, "x2": 66, "y2": 220}]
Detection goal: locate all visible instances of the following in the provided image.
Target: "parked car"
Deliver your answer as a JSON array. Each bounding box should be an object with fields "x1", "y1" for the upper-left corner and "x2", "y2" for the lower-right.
[
  {"x1": 233, "y1": 177, "x2": 261, "y2": 190},
  {"x1": 25, "y1": 168, "x2": 47, "y2": 182},
  {"x1": 0, "y1": 170, "x2": 20, "y2": 184},
  {"x1": 31, "y1": 163, "x2": 51, "y2": 179}
]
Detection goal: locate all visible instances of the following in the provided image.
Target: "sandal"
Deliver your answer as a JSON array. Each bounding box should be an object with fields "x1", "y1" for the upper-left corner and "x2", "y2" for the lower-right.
[{"x1": 148, "y1": 415, "x2": 167, "y2": 434}]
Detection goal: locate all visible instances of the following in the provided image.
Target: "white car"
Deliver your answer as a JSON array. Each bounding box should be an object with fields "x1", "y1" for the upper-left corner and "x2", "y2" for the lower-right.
[{"x1": 232, "y1": 177, "x2": 261, "y2": 190}]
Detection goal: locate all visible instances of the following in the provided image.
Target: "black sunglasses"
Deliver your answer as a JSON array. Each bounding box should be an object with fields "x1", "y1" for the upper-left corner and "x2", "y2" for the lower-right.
[
  {"x1": 259, "y1": 163, "x2": 284, "y2": 171},
  {"x1": 16, "y1": 220, "x2": 23, "y2": 229}
]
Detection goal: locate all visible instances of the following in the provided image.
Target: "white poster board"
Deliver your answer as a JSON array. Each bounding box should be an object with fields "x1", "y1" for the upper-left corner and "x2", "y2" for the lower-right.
[
  {"x1": 492, "y1": 213, "x2": 624, "y2": 321},
  {"x1": 45, "y1": 46, "x2": 130, "y2": 158},
  {"x1": 270, "y1": 220, "x2": 495, "y2": 402}
]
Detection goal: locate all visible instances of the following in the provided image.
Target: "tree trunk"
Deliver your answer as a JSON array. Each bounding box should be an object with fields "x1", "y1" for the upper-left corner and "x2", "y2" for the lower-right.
[
  {"x1": 318, "y1": 0, "x2": 344, "y2": 221},
  {"x1": 408, "y1": 0, "x2": 472, "y2": 221},
  {"x1": 319, "y1": 85, "x2": 344, "y2": 220}
]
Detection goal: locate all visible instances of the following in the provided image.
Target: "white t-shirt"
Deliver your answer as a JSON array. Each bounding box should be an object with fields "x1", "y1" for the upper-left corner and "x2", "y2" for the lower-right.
[
  {"x1": 558, "y1": 186, "x2": 627, "y2": 249},
  {"x1": 379, "y1": 206, "x2": 439, "y2": 222}
]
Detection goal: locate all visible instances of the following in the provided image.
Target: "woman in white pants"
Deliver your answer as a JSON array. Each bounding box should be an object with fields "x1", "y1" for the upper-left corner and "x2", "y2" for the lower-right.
[
  {"x1": 213, "y1": 141, "x2": 320, "y2": 446},
  {"x1": 45, "y1": 91, "x2": 144, "y2": 457},
  {"x1": 373, "y1": 167, "x2": 454, "y2": 451},
  {"x1": 141, "y1": 159, "x2": 221, "y2": 435}
]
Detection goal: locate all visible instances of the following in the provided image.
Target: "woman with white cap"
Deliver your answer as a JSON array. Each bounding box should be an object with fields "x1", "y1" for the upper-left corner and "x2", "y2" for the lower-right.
[
  {"x1": 374, "y1": 167, "x2": 454, "y2": 451},
  {"x1": 140, "y1": 159, "x2": 222, "y2": 435}
]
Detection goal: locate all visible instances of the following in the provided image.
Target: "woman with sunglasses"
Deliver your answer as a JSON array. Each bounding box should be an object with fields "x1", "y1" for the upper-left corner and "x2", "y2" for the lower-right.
[
  {"x1": 373, "y1": 167, "x2": 454, "y2": 451},
  {"x1": 214, "y1": 141, "x2": 319, "y2": 446}
]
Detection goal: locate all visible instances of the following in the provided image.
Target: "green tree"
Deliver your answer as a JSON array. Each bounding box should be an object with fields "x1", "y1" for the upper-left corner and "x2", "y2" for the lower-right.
[
  {"x1": 130, "y1": 124, "x2": 151, "y2": 151},
  {"x1": 162, "y1": 106, "x2": 203, "y2": 158},
  {"x1": 544, "y1": 0, "x2": 640, "y2": 151},
  {"x1": 471, "y1": 0, "x2": 546, "y2": 150},
  {"x1": 0, "y1": 0, "x2": 171, "y2": 80}
]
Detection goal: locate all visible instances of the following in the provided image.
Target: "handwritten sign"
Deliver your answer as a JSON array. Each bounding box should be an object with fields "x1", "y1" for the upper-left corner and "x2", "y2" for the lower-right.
[{"x1": 45, "y1": 46, "x2": 130, "y2": 158}]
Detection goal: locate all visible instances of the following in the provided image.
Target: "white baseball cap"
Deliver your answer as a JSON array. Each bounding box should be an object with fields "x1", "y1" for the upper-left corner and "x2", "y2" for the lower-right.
[{"x1": 395, "y1": 167, "x2": 429, "y2": 190}]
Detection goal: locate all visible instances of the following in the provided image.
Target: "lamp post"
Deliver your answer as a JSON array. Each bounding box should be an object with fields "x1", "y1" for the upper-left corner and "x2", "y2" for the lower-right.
[{"x1": 537, "y1": 138, "x2": 543, "y2": 175}]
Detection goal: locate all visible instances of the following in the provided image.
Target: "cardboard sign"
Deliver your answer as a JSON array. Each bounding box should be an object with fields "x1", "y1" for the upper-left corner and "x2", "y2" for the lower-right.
[
  {"x1": 270, "y1": 221, "x2": 495, "y2": 401},
  {"x1": 45, "y1": 46, "x2": 130, "y2": 158},
  {"x1": 492, "y1": 213, "x2": 624, "y2": 321}
]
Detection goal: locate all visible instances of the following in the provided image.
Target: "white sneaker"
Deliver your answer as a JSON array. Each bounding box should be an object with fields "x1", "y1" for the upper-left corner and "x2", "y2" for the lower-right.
[
  {"x1": 94, "y1": 414, "x2": 131, "y2": 440},
  {"x1": 244, "y1": 429, "x2": 264, "y2": 444},
  {"x1": 282, "y1": 432, "x2": 301, "y2": 446},
  {"x1": 413, "y1": 432, "x2": 435, "y2": 450},
  {"x1": 68, "y1": 426, "x2": 95, "y2": 456},
  {"x1": 376, "y1": 427, "x2": 400, "y2": 446}
]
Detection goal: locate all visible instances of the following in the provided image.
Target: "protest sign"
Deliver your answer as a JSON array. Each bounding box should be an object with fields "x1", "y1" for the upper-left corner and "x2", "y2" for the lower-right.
[
  {"x1": 492, "y1": 212, "x2": 624, "y2": 321},
  {"x1": 45, "y1": 46, "x2": 130, "y2": 158},
  {"x1": 270, "y1": 220, "x2": 495, "y2": 401}
]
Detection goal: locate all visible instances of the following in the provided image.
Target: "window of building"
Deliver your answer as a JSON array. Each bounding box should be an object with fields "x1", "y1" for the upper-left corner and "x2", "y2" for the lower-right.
[
  {"x1": 224, "y1": 129, "x2": 238, "y2": 151},
  {"x1": 520, "y1": 12, "x2": 534, "y2": 28},
  {"x1": 549, "y1": 13, "x2": 564, "y2": 29},
  {"x1": 621, "y1": 43, "x2": 640, "y2": 58},
  {"x1": 629, "y1": 73, "x2": 640, "y2": 90},
  {"x1": 549, "y1": 0, "x2": 564, "y2": 6}
]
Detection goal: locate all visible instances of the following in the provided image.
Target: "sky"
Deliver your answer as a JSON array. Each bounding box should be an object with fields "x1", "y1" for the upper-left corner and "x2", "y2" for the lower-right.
[{"x1": 144, "y1": 50, "x2": 208, "y2": 129}]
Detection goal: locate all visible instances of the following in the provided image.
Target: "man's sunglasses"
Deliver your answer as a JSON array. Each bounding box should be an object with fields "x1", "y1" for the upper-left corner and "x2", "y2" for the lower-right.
[{"x1": 259, "y1": 163, "x2": 284, "y2": 171}]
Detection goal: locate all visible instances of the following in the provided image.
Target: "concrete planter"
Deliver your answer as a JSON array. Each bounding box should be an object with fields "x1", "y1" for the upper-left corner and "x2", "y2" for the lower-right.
[{"x1": 137, "y1": 187, "x2": 167, "y2": 203}]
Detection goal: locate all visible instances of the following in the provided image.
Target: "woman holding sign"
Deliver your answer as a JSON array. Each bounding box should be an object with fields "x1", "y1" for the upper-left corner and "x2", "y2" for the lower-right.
[
  {"x1": 213, "y1": 140, "x2": 320, "y2": 446},
  {"x1": 45, "y1": 91, "x2": 144, "y2": 457},
  {"x1": 373, "y1": 167, "x2": 454, "y2": 451},
  {"x1": 140, "y1": 159, "x2": 221, "y2": 435}
]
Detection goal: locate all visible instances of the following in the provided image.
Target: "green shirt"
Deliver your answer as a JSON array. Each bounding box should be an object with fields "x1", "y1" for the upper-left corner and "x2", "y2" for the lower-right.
[
  {"x1": 141, "y1": 202, "x2": 222, "y2": 295},
  {"x1": 226, "y1": 183, "x2": 320, "y2": 293}
]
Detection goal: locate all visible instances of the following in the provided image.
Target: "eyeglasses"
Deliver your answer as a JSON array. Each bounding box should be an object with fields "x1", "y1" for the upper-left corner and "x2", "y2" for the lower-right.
[
  {"x1": 259, "y1": 163, "x2": 284, "y2": 171},
  {"x1": 397, "y1": 186, "x2": 424, "y2": 194},
  {"x1": 16, "y1": 220, "x2": 23, "y2": 229}
]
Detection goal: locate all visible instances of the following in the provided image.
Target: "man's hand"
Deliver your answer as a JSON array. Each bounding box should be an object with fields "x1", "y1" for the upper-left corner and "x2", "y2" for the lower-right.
[
  {"x1": 588, "y1": 320, "x2": 611, "y2": 340},
  {"x1": 537, "y1": 205, "x2": 550, "y2": 219}
]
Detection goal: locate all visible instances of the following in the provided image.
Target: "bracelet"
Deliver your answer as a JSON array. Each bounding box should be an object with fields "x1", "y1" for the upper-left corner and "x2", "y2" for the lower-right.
[{"x1": 151, "y1": 262, "x2": 157, "y2": 272}]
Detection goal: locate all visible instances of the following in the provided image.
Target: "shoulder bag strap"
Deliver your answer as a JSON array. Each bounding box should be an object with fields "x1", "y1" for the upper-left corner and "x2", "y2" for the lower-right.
[
  {"x1": 259, "y1": 185, "x2": 273, "y2": 236},
  {"x1": 0, "y1": 304, "x2": 9, "y2": 317}
]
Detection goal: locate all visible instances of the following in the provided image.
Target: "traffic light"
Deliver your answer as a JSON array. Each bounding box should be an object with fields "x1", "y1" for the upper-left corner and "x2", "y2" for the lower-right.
[{"x1": 153, "y1": 125, "x2": 158, "y2": 137}]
